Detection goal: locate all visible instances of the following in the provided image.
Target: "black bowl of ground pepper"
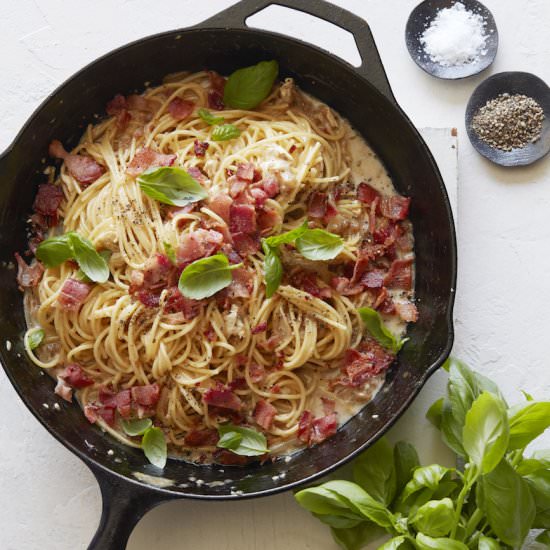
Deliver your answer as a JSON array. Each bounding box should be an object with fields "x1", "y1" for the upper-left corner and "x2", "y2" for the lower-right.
[{"x1": 466, "y1": 71, "x2": 550, "y2": 166}]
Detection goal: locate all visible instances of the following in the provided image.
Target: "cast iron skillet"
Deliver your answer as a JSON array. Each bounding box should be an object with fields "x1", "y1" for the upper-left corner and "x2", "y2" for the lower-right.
[{"x1": 0, "y1": 1, "x2": 457, "y2": 548}]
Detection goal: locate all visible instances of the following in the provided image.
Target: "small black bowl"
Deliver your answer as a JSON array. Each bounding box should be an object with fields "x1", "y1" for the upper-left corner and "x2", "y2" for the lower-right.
[
  {"x1": 466, "y1": 72, "x2": 550, "y2": 167},
  {"x1": 406, "y1": 0, "x2": 498, "y2": 79}
]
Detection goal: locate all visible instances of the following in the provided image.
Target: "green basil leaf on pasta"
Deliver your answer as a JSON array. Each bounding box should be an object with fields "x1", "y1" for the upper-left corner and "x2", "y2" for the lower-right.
[
  {"x1": 357, "y1": 307, "x2": 407, "y2": 353},
  {"x1": 141, "y1": 426, "x2": 167, "y2": 468},
  {"x1": 295, "y1": 228, "x2": 343, "y2": 261},
  {"x1": 415, "y1": 533, "x2": 468, "y2": 550},
  {"x1": 506, "y1": 401, "x2": 550, "y2": 450},
  {"x1": 409, "y1": 498, "x2": 454, "y2": 538},
  {"x1": 393, "y1": 440, "x2": 421, "y2": 495},
  {"x1": 462, "y1": 391, "x2": 509, "y2": 475},
  {"x1": 263, "y1": 221, "x2": 308, "y2": 249},
  {"x1": 25, "y1": 327, "x2": 44, "y2": 350},
  {"x1": 68, "y1": 233, "x2": 110, "y2": 284},
  {"x1": 35, "y1": 234, "x2": 73, "y2": 267},
  {"x1": 223, "y1": 60, "x2": 279, "y2": 109},
  {"x1": 75, "y1": 249, "x2": 111, "y2": 283},
  {"x1": 164, "y1": 242, "x2": 176, "y2": 264},
  {"x1": 217, "y1": 423, "x2": 269, "y2": 456},
  {"x1": 121, "y1": 418, "x2": 153, "y2": 436},
  {"x1": 211, "y1": 124, "x2": 241, "y2": 141},
  {"x1": 198, "y1": 107, "x2": 224, "y2": 125},
  {"x1": 138, "y1": 166, "x2": 208, "y2": 206},
  {"x1": 263, "y1": 245, "x2": 283, "y2": 298},
  {"x1": 178, "y1": 254, "x2": 242, "y2": 300}
]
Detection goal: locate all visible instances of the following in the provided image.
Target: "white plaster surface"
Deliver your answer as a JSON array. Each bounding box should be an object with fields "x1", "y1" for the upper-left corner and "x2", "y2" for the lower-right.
[{"x1": 0, "y1": 1, "x2": 549, "y2": 549}]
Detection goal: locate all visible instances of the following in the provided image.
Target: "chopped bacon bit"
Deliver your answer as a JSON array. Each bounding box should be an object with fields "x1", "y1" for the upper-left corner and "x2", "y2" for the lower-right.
[
  {"x1": 208, "y1": 90, "x2": 224, "y2": 110},
  {"x1": 15, "y1": 253, "x2": 44, "y2": 290},
  {"x1": 249, "y1": 362, "x2": 266, "y2": 384},
  {"x1": 261, "y1": 175, "x2": 279, "y2": 198},
  {"x1": 54, "y1": 377, "x2": 73, "y2": 402},
  {"x1": 203, "y1": 383, "x2": 243, "y2": 411},
  {"x1": 254, "y1": 399, "x2": 277, "y2": 430},
  {"x1": 132, "y1": 253, "x2": 172, "y2": 293},
  {"x1": 225, "y1": 168, "x2": 235, "y2": 178},
  {"x1": 250, "y1": 187, "x2": 268, "y2": 207},
  {"x1": 115, "y1": 109, "x2": 132, "y2": 130},
  {"x1": 209, "y1": 71, "x2": 226, "y2": 93},
  {"x1": 324, "y1": 199, "x2": 338, "y2": 221},
  {"x1": 298, "y1": 411, "x2": 314, "y2": 443},
  {"x1": 207, "y1": 71, "x2": 226, "y2": 110},
  {"x1": 98, "y1": 386, "x2": 117, "y2": 408},
  {"x1": 177, "y1": 229, "x2": 223, "y2": 265},
  {"x1": 228, "y1": 377, "x2": 247, "y2": 391},
  {"x1": 384, "y1": 258, "x2": 413, "y2": 290},
  {"x1": 294, "y1": 271, "x2": 331, "y2": 299},
  {"x1": 236, "y1": 162, "x2": 255, "y2": 182},
  {"x1": 184, "y1": 428, "x2": 219, "y2": 447},
  {"x1": 168, "y1": 97, "x2": 195, "y2": 121},
  {"x1": 228, "y1": 267, "x2": 253, "y2": 299},
  {"x1": 229, "y1": 176, "x2": 248, "y2": 198},
  {"x1": 57, "y1": 278, "x2": 91, "y2": 311},
  {"x1": 221, "y1": 244, "x2": 243, "y2": 265},
  {"x1": 163, "y1": 287, "x2": 203, "y2": 319},
  {"x1": 252, "y1": 321, "x2": 268, "y2": 334},
  {"x1": 379, "y1": 195, "x2": 411, "y2": 221},
  {"x1": 256, "y1": 208, "x2": 280, "y2": 234},
  {"x1": 209, "y1": 193, "x2": 232, "y2": 223},
  {"x1": 396, "y1": 232, "x2": 414, "y2": 253},
  {"x1": 213, "y1": 449, "x2": 251, "y2": 465},
  {"x1": 49, "y1": 140, "x2": 104, "y2": 186},
  {"x1": 229, "y1": 204, "x2": 256, "y2": 234},
  {"x1": 127, "y1": 147, "x2": 176, "y2": 176},
  {"x1": 60, "y1": 363, "x2": 94, "y2": 389},
  {"x1": 204, "y1": 324, "x2": 216, "y2": 342},
  {"x1": 395, "y1": 301, "x2": 418, "y2": 322},
  {"x1": 362, "y1": 269, "x2": 386, "y2": 289},
  {"x1": 106, "y1": 94, "x2": 127, "y2": 115},
  {"x1": 232, "y1": 232, "x2": 260, "y2": 256},
  {"x1": 193, "y1": 140, "x2": 209, "y2": 157},
  {"x1": 33, "y1": 184, "x2": 64, "y2": 218},
  {"x1": 131, "y1": 383, "x2": 160, "y2": 407},
  {"x1": 375, "y1": 287, "x2": 395, "y2": 315},
  {"x1": 289, "y1": 144, "x2": 297, "y2": 153},
  {"x1": 308, "y1": 191, "x2": 327, "y2": 218},
  {"x1": 310, "y1": 413, "x2": 337, "y2": 445},
  {"x1": 137, "y1": 290, "x2": 160, "y2": 308},
  {"x1": 97, "y1": 406, "x2": 116, "y2": 426},
  {"x1": 357, "y1": 182, "x2": 380, "y2": 204},
  {"x1": 330, "y1": 276, "x2": 363, "y2": 296},
  {"x1": 84, "y1": 404, "x2": 99, "y2": 424},
  {"x1": 115, "y1": 389, "x2": 132, "y2": 419},
  {"x1": 126, "y1": 94, "x2": 150, "y2": 111},
  {"x1": 369, "y1": 197, "x2": 379, "y2": 236},
  {"x1": 271, "y1": 383, "x2": 281, "y2": 394}
]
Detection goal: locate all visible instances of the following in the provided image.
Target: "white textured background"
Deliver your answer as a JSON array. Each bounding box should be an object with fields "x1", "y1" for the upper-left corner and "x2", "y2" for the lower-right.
[{"x1": 1, "y1": 1, "x2": 549, "y2": 549}]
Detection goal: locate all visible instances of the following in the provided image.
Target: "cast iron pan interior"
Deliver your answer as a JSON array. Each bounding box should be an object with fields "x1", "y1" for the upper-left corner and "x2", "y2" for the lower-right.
[{"x1": 0, "y1": 1, "x2": 456, "y2": 548}]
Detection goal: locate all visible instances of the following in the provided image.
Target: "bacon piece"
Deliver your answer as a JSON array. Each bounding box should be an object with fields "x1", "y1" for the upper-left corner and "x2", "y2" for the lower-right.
[
  {"x1": 229, "y1": 204, "x2": 256, "y2": 234},
  {"x1": 249, "y1": 362, "x2": 266, "y2": 384},
  {"x1": 203, "y1": 384, "x2": 243, "y2": 411},
  {"x1": 168, "y1": 97, "x2": 195, "y2": 121},
  {"x1": 213, "y1": 449, "x2": 251, "y2": 465},
  {"x1": 54, "y1": 377, "x2": 73, "y2": 402},
  {"x1": 208, "y1": 193, "x2": 232, "y2": 223},
  {"x1": 310, "y1": 413, "x2": 337, "y2": 445},
  {"x1": 357, "y1": 182, "x2": 380, "y2": 204},
  {"x1": 294, "y1": 271, "x2": 331, "y2": 299},
  {"x1": 57, "y1": 278, "x2": 91, "y2": 311},
  {"x1": 106, "y1": 94, "x2": 127, "y2": 115},
  {"x1": 231, "y1": 232, "x2": 260, "y2": 256},
  {"x1": 193, "y1": 140, "x2": 209, "y2": 157},
  {"x1": 257, "y1": 208, "x2": 280, "y2": 233},
  {"x1": 163, "y1": 287, "x2": 203, "y2": 319},
  {"x1": 384, "y1": 258, "x2": 413, "y2": 290},
  {"x1": 330, "y1": 276, "x2": 363, "y2": 296},
  {"x1": 321, "y1": 397, "x2": 336, "y2": 415},
  {"x1": 250, "y1": 187, "x2": 268, "y2": 207},
  {"x1": 207, "y1": 71, "x2": 226, "y2": 111},
  {"x1": 221, "y1": 244, "x2": 242, "y2": 265},
  {"x1": 362, "y1": 269, "x2": 386, "y2": 289},
  {"x1": 127, "y1": 147, "x2": 177, "y2": 176},
  {"x1": 236, "y1": 162, "x2": 255, "y2": 182},
  {"x1": 379, "y1": 195, "x2": 411, "y2": 221},
  {"x1": 131, "y1": 383, "x2": 160, "y2": 407},
  {"x1": 254, "y1": 400, "x2": 277, "y2": 430},
  {"x1": 49, "y1": 140, "x2": 104, "y2": 186},
  {"x1": 15, "y1": 253, "x2": 44, "y2": 290},
  {"x1": 208, "y1": 91, "x2": 224, "y2": 110},
  {"x1": 33, "y1": 184, "x2": 64, "y2": 218},
  {"x1": 187, "y1": 166, "x2": 206, "y2": 182},
  {"x1": 116, "y1": 389, "x2": 132, "y2": 419},
  {"x1": 308, "y1": 191, "x2": 327, "y2": 218},
  {"x1": 97, "y1": 406, "x2": 116, "y2": 426},
  {"x1": 252, "y1": 321, "x2": 268, "y2": 334},
  {"x1": 177, "y1": 229, "x2": 224, "y2": 264},
  {"x1": 298, "y1": 411, "x2": 314, "y2": 443},
  {"x1": 338, "y1": 340, "x2": 395, "y2": 387},
  {"x1": 184, "y1": 428, "x2": 219, "y2": 447},
  {"x1": 395, "y1": 300, "x2": 418, "y2": 322},
  {"x1": 132, "y1": 253, "x2": 173, "y2": 293},
  {"x1": 84, "y1": 404, "x2": 99, "y2": 424},
  {"x1": 228, "y1": 377, "x2": 247, "y2": 391},
  {"x1": 98, "y1": 386, "x2": 117, "y2": 408},
  {"x1": 137, "y1": 290, "x2": 160, "y2": 308},
  {"x1": 227, "y1": 267, "x2": 253, "y2": 298},
  {"x1": 229, "y1": 176, "x2": 248, "y2": 198},
  {"x1": 60, "y1": 363, "x2": 94, "y2": 389},
  {"x1": 261, "y1": 175, "x2": 279, "y2": 198},
  {"x1": 374, "y1": 287, "x2": 395, "y2": 315}
]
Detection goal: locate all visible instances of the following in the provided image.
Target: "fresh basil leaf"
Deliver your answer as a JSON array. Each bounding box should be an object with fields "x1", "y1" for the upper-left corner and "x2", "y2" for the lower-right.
[
  {"x1": 352, "y1": 437, "x2": 396, "y2": 506},
  {"x1": 198, "y1": 107, "x2": 224, "y2": 125},
  {"x1": 178, "y1": 254, "x2": 242, "y2": 299},
  {"x1": 223, "y1": 60, "x2": 279, "y2": 110},
  {"x1": 426, "y1": 398, "x2": 444, "y2": 430},
  {"x1": 477, "y1": 536, "x2": 501, "y2": 550},
  {"x1": 415, "y1": 533, "x2": 468, "y2": 550},
  {"x1": 121, "y1": 418, "x2": 153, "y2": 436},
  {"x1": 378, "y1": 535, "x2": 408, "y2": 550},
  {"x1": 462, "y1": 392, "x2": 509, "y2": 475},
  {"x1": 397, "y1": 465, "x2": 452, "y2": 506},
  {"x1": 263, "y1": 220, "x2": 308, "y2": 249},
  {"x1": 69, "y1": 235, "x2": 109, "y2": 283},
  {"x1": 75, "y1": 249, "x2": 111, "y2": 283},
  {"x1": 263, "y1": 245, "x2": 283, "y2": 298},
  {"x1": 410, "y1": 498, "x2": 454, "y2": 537},
  {"x1": 314, "y1": 513, "x2": 363, "y2": 529},
  {"x1": 507, "y1": 401, "x2": 550, "y2": 450},
  {"x1": 163, "y1": 242, "x2": 176, "y2": 264},
  {"x1": 394, "y1": 441, "x2": 421, "y2": 495},
  {"x1": 524, "y1": 469, "x2": 550, "y2": 528},
  {"x1": 536, "y1": 530, "x2": 550, "y2": 545},
  {"x1": 357, "y1": 307, "x2": 406, "y2": 353},
  {"x1": 477, "y1": 459, "x2": 535, "y2": 547},
  {"x1": 330, "y1": 522, "x2": 387, "y2": 550},
  {"x1": 518, "y1": 449, "x2": 550, "y2": 475},
  {"x1": 141, "y1": 426, "x2": 167, "y2": 468},
  {"x1": 295, "y1": 228, "x2": 344, "y2": 261},
  {"x1": 138, "y1": 166, "x2": 208, "y2": 207},
  {"x1": 26, "y1": 327, "x2": 44, "y2": 350},
  {"x1": 521, "y1": 390, "x2": 534, "y2": 401},
  {"x1": 211, "y1": 124, "x2": 241, "y2": 141},
  {"x1": 35, "y1": 234, "x2": 73, "y2": 267},
  {"x1": 217, "y1": 423, "x2": 269, "y2": 456},
  {"x1": 295, "y1": 485, "x2": 363, "y2": 520}
]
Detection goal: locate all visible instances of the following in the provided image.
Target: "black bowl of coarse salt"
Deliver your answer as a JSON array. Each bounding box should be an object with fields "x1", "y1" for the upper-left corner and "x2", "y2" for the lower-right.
[
  {"x1": 406, "y1": 0, "x2": 498, "y2": 79},
  {"x1": 466, "y1": 72, "x2": 550, "y2": 167}
]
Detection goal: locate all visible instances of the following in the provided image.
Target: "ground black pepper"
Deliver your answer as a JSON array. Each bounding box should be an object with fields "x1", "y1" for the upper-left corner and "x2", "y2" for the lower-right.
[{"x1": 471, "y1": 93, "x2": 545, "y2": 151}]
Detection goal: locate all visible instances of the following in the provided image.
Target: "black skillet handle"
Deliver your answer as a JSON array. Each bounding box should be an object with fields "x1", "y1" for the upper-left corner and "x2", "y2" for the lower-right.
[
  {"x1": 199, "y1": 0, "x2": 396, "y2": 104},
  {"x1": 87, "y1": 463, "x2": 170, "y2": 550}
]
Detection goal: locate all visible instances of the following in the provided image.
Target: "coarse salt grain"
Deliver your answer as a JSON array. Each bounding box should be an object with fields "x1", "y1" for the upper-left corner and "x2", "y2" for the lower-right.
[{"x1": 420, "y1": 2, "x2": 488, "y2": 67}]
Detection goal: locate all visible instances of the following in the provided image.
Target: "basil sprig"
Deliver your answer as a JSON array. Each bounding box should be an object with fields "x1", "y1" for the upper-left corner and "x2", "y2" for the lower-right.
[
  {"x1": 357, "y1": 307, "x2": 408, "y2": 353},
  {"x1": 141, "y1": 426, "x2": 167, "y2": 468},
  {"x1": 224, "y1": 60, "x2": 279, "y2": 110},
  {"x1": 217, "y1": 423, "x2": 269, "y2": 456},
  {"x1": 295, "y1": 358, "x2": 550, "y2": 549},
  {"x1": 36, "y1": 232, "x2": 109, "y2": 283},
  {"x1": 211, "y1": 124, "x2": 241, "y2": 141},
  {"x1": 178, "y1": 253, "x2": 242, "y2": 299},
  {"x1": 137, "y1": 166, "x2": 208, "y2": 206},
  {"x1": 25, "y1": 327, "x2": 45, "y2": 350},
  {"x1": 295, "y1": 228, "x2": 344, "y2": 261},
  {"x1": 198, "y1": 108, "x2": 224, "y2": 125}
]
